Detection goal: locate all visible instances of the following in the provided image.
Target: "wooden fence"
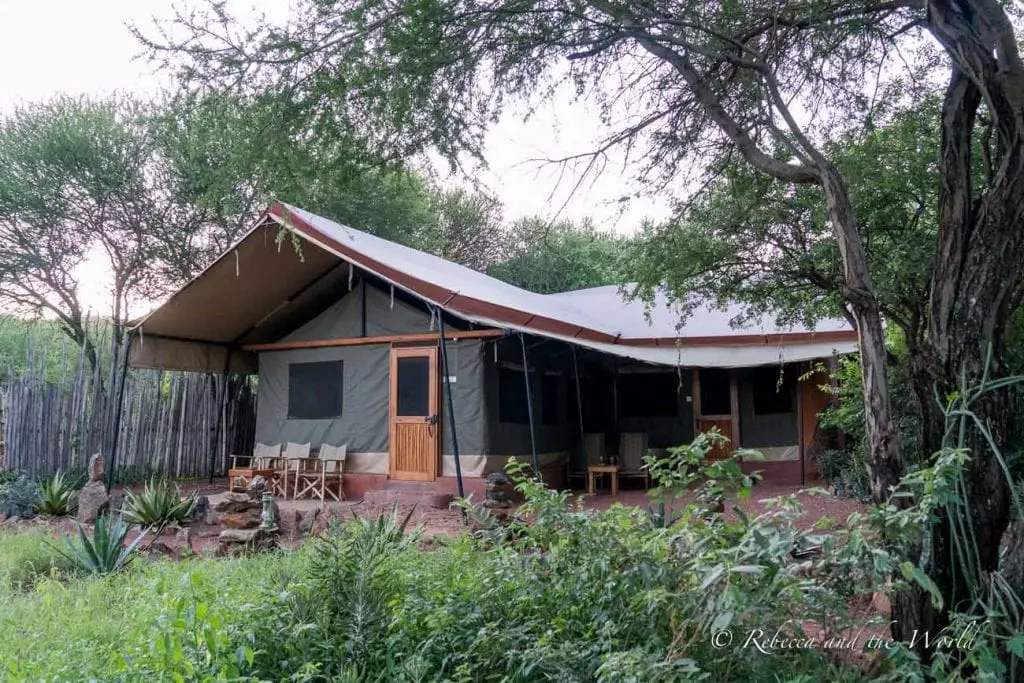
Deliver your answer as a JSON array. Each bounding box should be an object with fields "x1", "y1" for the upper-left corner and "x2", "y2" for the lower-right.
[{"x1": 0, "y1": 331, "x2": 256, "y2": 481}]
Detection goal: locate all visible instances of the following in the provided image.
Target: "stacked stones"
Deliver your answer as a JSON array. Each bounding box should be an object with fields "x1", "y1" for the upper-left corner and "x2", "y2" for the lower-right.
[
  {"x1": 483, "y1": 472, "x2": 513, "y2": 511},
  {"x1": 77, "y1": 453, "x2": 110, "y2": 523},
  {"x1": 215, "y1": 476, "x2": 279, "y2": 555}
]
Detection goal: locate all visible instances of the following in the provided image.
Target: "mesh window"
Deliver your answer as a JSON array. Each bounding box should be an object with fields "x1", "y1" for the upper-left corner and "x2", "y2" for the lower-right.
[
  {"x1": 752, "y1": 366, "x2": 796, "y2": 414},
  {"x1": 617, "y1": 372, "x2": 679, "y2": 418},
  {"x1": 699, "y1": 368, "x2": 731, "y2": 415},
  {"x1": 288, "y1": 361, "x2": 344, "y2": 419},
  {"x1": 396, "y1": 356, "x2": 431, "y2": 416},
  {"x1": 498, "y1": 368, "x2": 531, "y2": 424}
]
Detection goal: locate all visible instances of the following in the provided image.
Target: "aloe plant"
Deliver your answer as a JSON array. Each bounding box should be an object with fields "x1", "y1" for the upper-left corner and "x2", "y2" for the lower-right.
[
  {"x1": 37, "y1": 470, "x2": 78, "y2": 517},
  {"x1": 121, "y1": 478, "x2": 197, "y2": 529},
  {"x1": 54, "y1": 514, "x2": 145, "y2": 574}
]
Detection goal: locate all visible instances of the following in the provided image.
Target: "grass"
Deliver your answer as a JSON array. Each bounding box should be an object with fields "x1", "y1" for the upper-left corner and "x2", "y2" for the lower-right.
[
  {"x1": 0, "y1": 528, "x2": 299, "y2": 681},
  {"x1": 0, "y1": 528, "x2": 75, "y2": 591}
]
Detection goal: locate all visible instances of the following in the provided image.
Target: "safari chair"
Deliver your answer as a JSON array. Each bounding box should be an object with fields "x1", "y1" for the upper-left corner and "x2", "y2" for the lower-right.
[
  {"x1": 231, "y1": 442, "x2": 280, "y2": 471},
  {"x1": 618, "y1": 432, "x2": 651, "y2": 489},
  {"x1": 294, "y1": 444, "x2": 348, "y2": 504},
  {"x1": 281, "y1": 442, "x2": 311, "y2": 498}
]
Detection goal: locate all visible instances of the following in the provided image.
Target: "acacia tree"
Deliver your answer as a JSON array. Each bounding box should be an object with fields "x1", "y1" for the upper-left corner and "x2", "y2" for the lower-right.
[
  {"x1": 491, "y1": 216, "x2": 629, "y2": 293},
  {"x1": 142, "y1": 0, "x2": 1024, "y2": 659}
]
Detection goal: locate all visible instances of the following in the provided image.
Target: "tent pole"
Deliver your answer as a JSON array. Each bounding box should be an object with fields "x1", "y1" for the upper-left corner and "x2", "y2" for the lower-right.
[
  {"x1": 208, "y1": 350, "x2": 232, "y2": 483},
  {"x1": 519, "y1": 333, "x2": 540, "y2": 479},
  {"x1": 105, "y1": 330, "x2": 134, "y2": 490},
  {"x1": 436, "y1": 312, "x2": 467, "y2": 523},
  {"x1": 571, "y1": 345, "x2": 585, "y2": 470}
]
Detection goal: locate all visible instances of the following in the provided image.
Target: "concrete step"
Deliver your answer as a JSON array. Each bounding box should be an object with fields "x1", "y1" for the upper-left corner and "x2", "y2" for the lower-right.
[{"x1": 361, "y1": 484, "x2": 453, "y2": 509}]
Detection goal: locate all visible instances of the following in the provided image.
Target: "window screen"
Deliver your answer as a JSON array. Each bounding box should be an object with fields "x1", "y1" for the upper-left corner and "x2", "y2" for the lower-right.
[
  {"x1": 541, "y1": 374, "x2": 559, "y2": 425},
  {"x1": 288, "y1": 361, "x2": 344, "y2": 419},
  {"x1": 617, "y1": 372, "x2": 679, "y2": 418},
  {"x1": 699, "y1": 368, "x2": 731, "y2": 416},
  {"x1": 498, "y1": 368, "x2": 531, "y2": 424},
  {"x1": 396, "y1": 356, "x2": 431, "y2": 416},
  {"x1": 752, "y1": 366, "x2": 796, "y2": 414}
]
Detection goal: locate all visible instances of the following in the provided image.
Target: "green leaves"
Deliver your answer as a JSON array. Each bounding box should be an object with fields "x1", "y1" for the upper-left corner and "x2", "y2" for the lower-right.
[
  {"x1": 121, "y1": 478, "x2": 197, "y2": 529},
  {"x1": 36, "y1": 469, "x2": 78, "y2": 517},
  {"x1": 54, "y1": 513, "x2": 145, "y2": 575}
]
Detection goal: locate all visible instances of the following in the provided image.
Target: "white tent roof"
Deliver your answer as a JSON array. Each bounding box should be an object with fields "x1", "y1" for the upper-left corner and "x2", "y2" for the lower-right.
[{"x1": 129, "y1": 202, "x2": 859, "y2": 372}]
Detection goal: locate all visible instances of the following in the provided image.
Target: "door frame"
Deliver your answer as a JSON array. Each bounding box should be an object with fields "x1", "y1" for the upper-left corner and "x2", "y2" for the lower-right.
[
  {"x1": 692, "y1": 368, "x2": 741, "y2": 452},
  {"x1": 388, "y1": 345, "x2": 441, "y2": 481}
]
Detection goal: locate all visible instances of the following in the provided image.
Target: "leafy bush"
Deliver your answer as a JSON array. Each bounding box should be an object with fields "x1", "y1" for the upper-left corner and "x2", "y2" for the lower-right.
[
  {"x1": 0, "y1": 529, "x2": 75, "y2": 592},
  {"x1": 55, "y1": 514, "x2": 145, "y2": 575},
  {"x1": 37, "y1": 469, "x2": 78, "y2": 516},
  {"x1": 0, "y1": 470, "x2": 38, "y2": 518},
  {"x1": 121, "y1": 478, "x2": 197, "y2": 529}
]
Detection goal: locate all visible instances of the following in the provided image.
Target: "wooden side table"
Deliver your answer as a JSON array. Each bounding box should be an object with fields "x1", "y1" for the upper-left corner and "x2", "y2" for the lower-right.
[
  {"x1": 227, "y1": 468, "x2": 275, "y2": 492},
  {"x1": 587, "y1": 464, "x2": 620, "y2": 495}
]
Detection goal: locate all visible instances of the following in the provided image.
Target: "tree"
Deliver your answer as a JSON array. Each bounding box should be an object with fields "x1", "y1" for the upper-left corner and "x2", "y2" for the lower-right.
[
  {"x1": 141, "y1": 0, "x2": 1024, "y2": 662},
  {"x1": 0, "y1": 96, "x2": 190, "y2": 368},
  {"x1": 490, "y1": 216, "x2": 628, "y2": 293}
]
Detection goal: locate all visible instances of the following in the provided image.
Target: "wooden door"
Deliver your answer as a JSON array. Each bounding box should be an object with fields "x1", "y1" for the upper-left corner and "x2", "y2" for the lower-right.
[
  {"x1": 693, "y1": 369, "x2": 740, "y2": 461},
  {"x1": 389, "y1": 346, "x2": 440, "y2": 481}
]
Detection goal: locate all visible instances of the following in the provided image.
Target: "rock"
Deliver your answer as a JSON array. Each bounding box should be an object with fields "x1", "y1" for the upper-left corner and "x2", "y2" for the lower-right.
[
  {"x1": 219, "y1": 528, "x2": 262, "y2": 543},
  {"x1": 246, "y1": 476, "x2": 269, "y2": 500},
  {"x1": 298, "y1": 508, "x2": 321, "y2": 533},
  {"x1": 213, "y1": 492, "x2": 259, "y2": 514},
  {"x1": 482, "y1": 498, "x2": 511, "y2": 509},
  {"x1": 77, "y1": 480, "x2": 110, "y2": 524},
  {"x1": 88, "y1": 452, "x2": 105, "y2": 482},
  {"x1": 191, "y1": 495, "x2": 210, "y2": 523},
  {"x1": 148, "y1": 542, "x2": 175, "y2": 556},
  {"x1": 109, "y1": 491, "x2": 124, "y2": 515},
  {"x1": 203, "y1": 509, "x2": 221, "y2": 526},
  {"x1": 278, "y1": 507, "x2": 300, "y2": 538},
  {"x1": 216, "y1": 528, "x2": 278, "y2": 557},
  {"x1": 219, "y1": 509, "x2": 261, "y2": 529},
  {"x1": 176, "y1": 526, "x2": 194, "y2": 552}
]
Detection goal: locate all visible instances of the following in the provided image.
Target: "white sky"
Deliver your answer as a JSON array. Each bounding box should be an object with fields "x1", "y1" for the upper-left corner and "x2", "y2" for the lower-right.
[{"x1": 0, "y1": 0, "x2": 669, "y2": 315}]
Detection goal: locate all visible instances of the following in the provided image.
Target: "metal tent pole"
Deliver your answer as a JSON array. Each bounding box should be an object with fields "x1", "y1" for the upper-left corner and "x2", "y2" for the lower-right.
[
  {"x1": 105, "y1": 330, "x2": 134, "y2": 490},
  {"x1": 436, "y1": 312, "x2": 466, "y2": 507},
  {"x1": 519, "y1": 333, "x2": 540, "y2": 478},
  {"x1": 571, "y1": 345, "x2": 585, "y2": 469},
  {"x1": 208, "y1": 350, "x2": 232, "y2": 483}
]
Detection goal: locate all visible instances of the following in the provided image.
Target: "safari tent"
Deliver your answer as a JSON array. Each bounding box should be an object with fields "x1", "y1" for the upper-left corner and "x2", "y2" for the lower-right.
[{"x1": 128, "y1": 203, "x2": 858, "y2": 497}]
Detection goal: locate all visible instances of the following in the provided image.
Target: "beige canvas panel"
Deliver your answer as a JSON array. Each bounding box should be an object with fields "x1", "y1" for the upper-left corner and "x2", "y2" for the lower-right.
[
  {"x1": 138, "y1": 222, "x2": 341, "y2": 344},
  {"x1": 128, "y1": 334, "x2": 258, "y2": 374}
]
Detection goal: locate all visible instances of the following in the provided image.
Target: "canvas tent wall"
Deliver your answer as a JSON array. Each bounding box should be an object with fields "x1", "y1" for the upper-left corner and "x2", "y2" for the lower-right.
[{"x1": 255, "y1": 278, "x2": 492, "y2": 476}]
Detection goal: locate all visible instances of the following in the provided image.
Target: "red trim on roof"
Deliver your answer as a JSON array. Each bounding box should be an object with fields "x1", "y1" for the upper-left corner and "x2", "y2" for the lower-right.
[{"x1": 269, "y1": 202, "x2": 860, "y2": 349}]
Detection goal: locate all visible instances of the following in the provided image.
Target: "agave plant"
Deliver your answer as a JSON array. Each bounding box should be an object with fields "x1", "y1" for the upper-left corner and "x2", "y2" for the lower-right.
[
  {"x1": 37, "y1": 470, "x2": 78, "y2": 517},
  {"x1": 121, "y1": 478, "x2": 197, "y2": 530},
  {"x1": 54, "y1": 513, "x2": 145, "y2": 574}
]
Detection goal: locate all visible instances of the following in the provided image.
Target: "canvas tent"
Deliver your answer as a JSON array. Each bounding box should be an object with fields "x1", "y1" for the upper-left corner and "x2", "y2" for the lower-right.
[{"x1": 129, "y1": 202, "x2": 859, "y2": 495}]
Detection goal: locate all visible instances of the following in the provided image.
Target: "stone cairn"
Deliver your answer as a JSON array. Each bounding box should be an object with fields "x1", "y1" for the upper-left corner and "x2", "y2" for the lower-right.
[
  {"x1": 215, "y1": 475, "x2": 279, "y2": 556},
  {"x1": 77, "y1": 453, "x2": 110, "y2": 524},
  {"x1": 483, "y1": 472, "x2": 514, "y2": 515}
]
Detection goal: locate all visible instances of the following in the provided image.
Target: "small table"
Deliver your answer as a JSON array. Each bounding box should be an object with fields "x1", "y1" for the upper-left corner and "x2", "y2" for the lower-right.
[
  {"x1": 587, "y1": 464, "x2": 620, "y2": 496},
  {"x1": 227, "y1": 468, "x2": 275, "y2": 492}
]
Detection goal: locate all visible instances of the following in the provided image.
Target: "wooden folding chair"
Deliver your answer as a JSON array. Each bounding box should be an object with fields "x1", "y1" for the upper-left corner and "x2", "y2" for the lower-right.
[
  {"x1": 231, "y1": 442, "x2": 280, "y2": 471},
  {"x1": 294, "y1": 444, "x2": 347, "y2": 504},
  {"x1": 281, "y1": 442, "x2": 311, "y2": 498}
]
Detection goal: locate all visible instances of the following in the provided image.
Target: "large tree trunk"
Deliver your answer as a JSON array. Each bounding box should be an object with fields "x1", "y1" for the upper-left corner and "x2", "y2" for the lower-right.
[
  {"x1": 820, "y1": 165, "x2": 904, "y2": 500},
  {"x1": 891, "y1": 55, "x2": 1024, "y2": 670}
]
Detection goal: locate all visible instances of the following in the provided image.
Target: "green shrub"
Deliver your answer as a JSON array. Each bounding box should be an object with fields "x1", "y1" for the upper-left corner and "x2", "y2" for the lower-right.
[
  {"x1": 0, "y1": 470, "x2": 38, "y2": 518},
  {"x1": 55, "y1": 514, "x2": 145, "y2": 575},
  {"x1": 0, "y1": 529, "x2": 75, "y2": 591},
  {"x1": 121, "y1": 478, "x2": 196, "y2": 529},
  {"x1": 37, "y1": 470, "x2": 78, "y2": 517}
]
